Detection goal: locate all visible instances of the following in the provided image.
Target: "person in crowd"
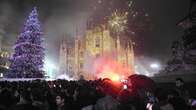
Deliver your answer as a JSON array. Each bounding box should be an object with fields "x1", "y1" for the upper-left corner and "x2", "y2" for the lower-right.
[
  {"x1": 93, "y1": 79, "x2": 120, "y2": 110},
  {"x1": 0, "y1": 77, "x2": 194, "y2": 110},
  {"x1": 45, "y1": 90, "x2": 57, "y2": 110},
  {"x1": 167, "y1": 89, "x2": 190, "y2": 110},
  {"x1": 175, "y1": 78, "x2": 190, "y2": 103},
  {"x1": 16, "y1": 89, "x2": 32, "y2": 105},
  {"x1": 9, "y1": 89, "x2": 38, "y2": 110},
  {"x1": 0, "y1": 88, "x2": 15, "y2": 109},
  {"x1": 117, "y1": 89, "x2": 137, "y2": 110},
  {"x1": 155, "y1": 88, "x2": 174, "y2": 110},
  {"x1": 31, "y1": 88, "x2": 46, "y2": 110},
  {"x1": 55, "y1": 93, "x2": 65, "y2": 110}
]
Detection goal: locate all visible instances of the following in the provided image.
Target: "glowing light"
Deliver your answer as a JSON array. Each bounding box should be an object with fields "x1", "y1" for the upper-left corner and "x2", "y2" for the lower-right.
[
  {"x1": 108, "y1": 10, "x2": 128, "y2": 34},
  {"x1": 56, "y1": 74, "x2": 74, "y2": 80},
  {"x1": 111, "y1": 73, "x2": 120, "y2": 81},
  {"x1": 44, "y1": 59, "x2": 58, "y2": 78},
  {"x1": 145, "y1": 13, "x2": 149, "y2": 17},
  {"x1": 120, "y1": 75, "x2": 127, "y2": 82},
  {"x1": 94, "y1": 55, "x2": 133, "y2": 81},
  {"x1": 5, "y1": 66, "x2": 9, "y2": 69},
  {"x1": 146, "y1": 73, "x2": 150, "y2": 76},
  {"x1": 99, "y1": 72, "x2": 120, "y2": 82},
  {"x1": 0, "y1": 73, "x2": 3, "y2": 78},
  {"x1": 121, "y1": 75, "x2": 125, "y2": 79},
  {"x1": 150, "y1": 63, "x2": 160, "y2": 69},
  {"x1": 123, "y1": 85, "x2": 128, "y2": 89}
]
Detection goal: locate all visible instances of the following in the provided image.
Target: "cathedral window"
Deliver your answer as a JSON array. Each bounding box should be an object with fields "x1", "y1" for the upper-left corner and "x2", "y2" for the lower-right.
[
  {"x1": 95, "y1": 37, "x2": 100, "y2": 47},
  {"x1": 69, "y1": 66, "x2": 72, "y2": 71},
  {"x1": 80, "y1": 63, "x2": 83, "y2": 68},
  {"x1": 67, "y1": 49, "x2": 69, "y2": 54},
  {"x1": 80, "y1": 51, "x2": 83, "y2": 56}
]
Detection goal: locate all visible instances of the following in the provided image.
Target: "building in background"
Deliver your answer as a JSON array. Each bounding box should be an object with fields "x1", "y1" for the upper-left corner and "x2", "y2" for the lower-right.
[
  {"x1": 59, "y1": 24, "x2": 134, "y2": 80},
  {"x1": 0, "y1": 27, "x2": 11, "y2": 77},
  {"x1": 0, "y1": 46, "x2": 11, "y2": 77},
  {"x1": 162, "y1": 2, "x2": 196, "y2": 73}
]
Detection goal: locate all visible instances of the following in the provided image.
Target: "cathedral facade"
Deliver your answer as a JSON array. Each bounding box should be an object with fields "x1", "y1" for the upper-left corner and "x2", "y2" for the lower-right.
[{"x1": 59, "y1": 25, "x2": 134, "y2": 80}]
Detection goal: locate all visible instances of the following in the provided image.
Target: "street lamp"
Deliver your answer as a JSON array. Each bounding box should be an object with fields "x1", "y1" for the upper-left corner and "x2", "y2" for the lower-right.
[{"x1": 150, "y1": 63, "x2": 160, "y2": 69}]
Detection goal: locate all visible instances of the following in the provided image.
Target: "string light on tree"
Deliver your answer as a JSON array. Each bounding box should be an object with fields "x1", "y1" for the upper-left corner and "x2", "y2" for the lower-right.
[{"x1": 8, "y1": 7, "x2": 45, "y2": 78}]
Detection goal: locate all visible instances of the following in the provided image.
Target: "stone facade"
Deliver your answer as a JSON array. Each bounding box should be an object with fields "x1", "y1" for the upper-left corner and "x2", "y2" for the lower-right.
[{"x1": 59, "y1": 25, "x2": 134, "y2": 80}]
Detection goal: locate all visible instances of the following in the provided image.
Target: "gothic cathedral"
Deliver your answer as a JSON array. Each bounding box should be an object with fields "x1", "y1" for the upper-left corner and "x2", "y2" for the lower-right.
[{"x1": 59, "y1": 25, "x2": 134, "y2": 80}]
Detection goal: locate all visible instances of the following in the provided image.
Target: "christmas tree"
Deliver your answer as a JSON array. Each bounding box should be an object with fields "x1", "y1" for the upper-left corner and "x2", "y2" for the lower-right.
[{"x1": 8, "y1": 7, "x2": 45, "y2": 78}]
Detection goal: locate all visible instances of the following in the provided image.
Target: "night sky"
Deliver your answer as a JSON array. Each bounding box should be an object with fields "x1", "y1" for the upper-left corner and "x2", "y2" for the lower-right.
[{"x1": 0, "y1": 0, "x2": 190, "y2": 65}]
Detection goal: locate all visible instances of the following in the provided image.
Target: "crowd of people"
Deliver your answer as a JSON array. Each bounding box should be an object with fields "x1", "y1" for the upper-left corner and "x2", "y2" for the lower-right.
[{"x1": 0, "y1": 76, "x2": 195, "y2": 110}]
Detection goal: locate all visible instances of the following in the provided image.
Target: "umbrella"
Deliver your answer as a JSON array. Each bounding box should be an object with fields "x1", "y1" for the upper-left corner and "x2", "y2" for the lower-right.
[{"x1": 127, "y1": 74, "x2": 156, "y2": 97}]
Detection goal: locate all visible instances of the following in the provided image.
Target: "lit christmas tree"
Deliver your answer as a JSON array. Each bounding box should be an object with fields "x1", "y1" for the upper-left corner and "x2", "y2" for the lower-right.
[{"x1": 8, "y1": 7, "x2": 45, "y2": 78}]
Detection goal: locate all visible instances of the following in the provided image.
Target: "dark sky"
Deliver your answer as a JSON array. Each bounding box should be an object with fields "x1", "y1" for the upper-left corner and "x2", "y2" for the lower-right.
[
  {"x1": 0, "y1": 0, "x2": 190, "y2": 65},
  {"x1": 134, "y1": 0, "x2": 189, "y2": 62}
]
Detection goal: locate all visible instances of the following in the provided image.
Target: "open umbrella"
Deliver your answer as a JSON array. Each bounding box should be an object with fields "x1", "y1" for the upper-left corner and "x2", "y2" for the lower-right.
[{"x1": 128, "y1": 74, "x2": 156, "y2": 92}]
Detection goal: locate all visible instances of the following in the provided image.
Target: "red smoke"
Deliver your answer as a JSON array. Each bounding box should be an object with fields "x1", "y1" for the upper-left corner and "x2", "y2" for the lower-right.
[{"x1": 93, "y1": 55, "x2": 133, "y2": 81}]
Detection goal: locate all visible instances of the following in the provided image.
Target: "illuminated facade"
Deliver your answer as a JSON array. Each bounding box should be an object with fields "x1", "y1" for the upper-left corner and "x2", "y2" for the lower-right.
[
  {"x1": 0, "y1": 33, "x2": 11, "y2": 74},
  {"x1": 0, "y1": 50, "x2": 10, "y2": 74},
  {"x1": 59, "y1": 25, "x2": 134, "y2": 80}
]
